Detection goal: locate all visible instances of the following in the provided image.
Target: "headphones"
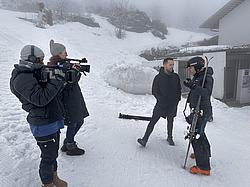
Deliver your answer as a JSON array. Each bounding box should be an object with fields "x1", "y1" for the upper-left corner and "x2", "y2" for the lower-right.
[{"x1": 28, "y1": 45, "x2": 37, "y2": 63}]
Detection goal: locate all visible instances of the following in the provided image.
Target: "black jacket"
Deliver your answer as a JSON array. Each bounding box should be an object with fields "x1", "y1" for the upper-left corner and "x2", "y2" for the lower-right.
[
  {"x1": 62, "y1": 73, "x2": 89, "y2": 125},
  {"x1": 187, "y1": 67, "x2": 214, "y2": 111},
  {"x1": 48, "y1": 56, "x2": 89, "y2": 125},
  {"x1": 152, "y1": 67, "x2": 181, "y2": 118},
  {"x1": 10, "y1": 63, "x2": 65, "y2": 125}
]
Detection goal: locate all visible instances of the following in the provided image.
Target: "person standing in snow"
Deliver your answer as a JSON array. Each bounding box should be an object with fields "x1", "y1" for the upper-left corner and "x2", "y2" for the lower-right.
[
  {"x1": 137, "y1": 57, "x2": 181, "y2": 146},
  {"x1": 10, "y1": 45, "x2": 68, "y2": 187},
  {"x1": 48, "y1": 40, "x2": 89, "y2": 156},
  {"x1": 183, "y1": 56, "x2": 213, "y2": 175}
]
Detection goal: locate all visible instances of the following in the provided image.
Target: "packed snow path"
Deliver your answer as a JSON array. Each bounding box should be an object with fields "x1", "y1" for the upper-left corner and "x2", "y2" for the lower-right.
[{"x1": 0, "y1": 9, "x2": 250, "y2": 187}]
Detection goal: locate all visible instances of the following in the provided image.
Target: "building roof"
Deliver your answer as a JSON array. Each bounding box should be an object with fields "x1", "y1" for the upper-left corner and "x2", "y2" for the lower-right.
[
  {"x1": 168, "y1": 45, "x2": 250, "y2": 58},
  {"x1": 200, "y1": 0, "x2": 245, "y2": 29}
]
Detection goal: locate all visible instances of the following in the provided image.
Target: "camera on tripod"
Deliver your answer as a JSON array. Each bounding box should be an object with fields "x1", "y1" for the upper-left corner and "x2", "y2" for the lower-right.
[{"x1": 40, "y1": 57, "x2": 90, "y2": 83}]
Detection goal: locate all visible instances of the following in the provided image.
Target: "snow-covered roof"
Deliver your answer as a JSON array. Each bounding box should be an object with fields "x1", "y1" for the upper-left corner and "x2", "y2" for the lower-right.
[
  {"x1": 200, "y1": 0, "x2": 245, "y2": 29},
  {"x1": 179, "y1": 45, "x2": 230, "y2": 54},
  {"x1": 169, "y1": 44, "x2": 250, "y2": 57}
]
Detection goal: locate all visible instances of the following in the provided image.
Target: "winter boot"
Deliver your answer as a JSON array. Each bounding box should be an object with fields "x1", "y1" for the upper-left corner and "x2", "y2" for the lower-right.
[
  {"x1": 53, "y1": 171, "x2": 68, "y2": 187},
  {"x1": 167, "y1": 136, "x2": 175, "y2": 146},
  {"x1": 42, "y1": 183, "x2": 54, "y2": 187},
  {"x1": 190, "y1": 153, "x2": 195, "y2": 159},
  {"x1": 60, "y1": 139, "x2": 67, "y2": 152},
  {"x1": 207, "y1": 116, "x2": 213, "y2": 122},
  {"x1": 190, "y1": 166, "x2": 210, "y2": 176},
  {"x1": 61, "y1": 144, "x2": 67, "y2": 152},
  {"x1": 137, "y1": 138, "x2": 147, "y2": 147},
  {"x1": 66, "y1": 142, "x2": 85, "y2": 156}
]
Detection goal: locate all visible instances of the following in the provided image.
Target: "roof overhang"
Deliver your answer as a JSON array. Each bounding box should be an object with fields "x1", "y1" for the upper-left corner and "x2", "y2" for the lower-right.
[
  {"x1": 200, "y1": 0, "x2": 245, "y2": 29},
  {"x1": 169, "y1": 45, "x2": 250, "y2": 58}
]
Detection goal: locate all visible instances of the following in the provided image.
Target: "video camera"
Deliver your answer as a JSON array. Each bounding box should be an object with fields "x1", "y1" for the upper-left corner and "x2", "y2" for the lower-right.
[
  {"x1": 40, "y1": 58, "x2": 90, "y2": 83},
  {"x1": 63, "y1": 58, "x2": 90, "y2": 74}
]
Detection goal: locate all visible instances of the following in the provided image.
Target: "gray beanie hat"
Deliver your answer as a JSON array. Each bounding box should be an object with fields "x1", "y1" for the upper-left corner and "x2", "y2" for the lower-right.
[
  {"x1": 20, "y1": 45, "x2": 44, "y2": 61},
  {"x1": 49, "y1": 40, "x2": 66, "y2": 56}
]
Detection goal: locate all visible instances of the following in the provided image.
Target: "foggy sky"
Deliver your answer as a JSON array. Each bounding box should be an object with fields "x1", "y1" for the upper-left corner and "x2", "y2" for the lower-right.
[
  {"x1": 132, "y1": 0, "x2": 230, "y2": 29},
  {"x1": 81, "y1": 0, "x2": 230, "y2": 30}
]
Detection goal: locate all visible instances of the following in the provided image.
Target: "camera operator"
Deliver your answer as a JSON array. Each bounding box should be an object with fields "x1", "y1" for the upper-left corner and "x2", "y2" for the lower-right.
[
  {"x1": 49, "y1": 40, "x2": 89, "y2": 156},
  {"x1": 10, "y1": 45, "x2": 67, "y2": 187}
]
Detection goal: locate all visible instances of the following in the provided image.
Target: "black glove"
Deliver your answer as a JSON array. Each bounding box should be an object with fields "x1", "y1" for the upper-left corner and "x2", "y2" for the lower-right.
[
  {"x1": 57, "y1": 61, "x2": 72, "y2": 73},
  {"x1": 185, "y1": 113, "x2": 194, "y2": 124},
  {"x1": 185, "y1": 116, "x2": 192, "y2": 124},
  {"x1": 183, "y1": 78, "x2": 195, "y2": 89}
]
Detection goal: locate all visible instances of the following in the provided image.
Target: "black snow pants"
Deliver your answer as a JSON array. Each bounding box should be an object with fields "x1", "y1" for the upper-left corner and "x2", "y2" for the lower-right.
[
  {"x1": 191, "y1": 113, "x2": 211, "y2": 170},
  {"x1": 143, "y1": 111, "x2": 174, "y2": 141},
  {"x1": 35, "y1": 131, "x2": 60, "y2": 185}
]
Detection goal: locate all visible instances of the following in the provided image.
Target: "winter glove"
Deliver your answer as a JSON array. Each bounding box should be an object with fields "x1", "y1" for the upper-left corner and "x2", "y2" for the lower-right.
[
  {"x1": 183, "y1": 78, "x2": 197, "y2": 89},
  {"x1": 185, "y1": 112, "x2": 194, "y2": 124},
  {"x1": 57, "y1": 61, "x2": 72, "y2": 73},
  {"x1": 185, "y1": 116, "x2": 192, "y2": 124}
]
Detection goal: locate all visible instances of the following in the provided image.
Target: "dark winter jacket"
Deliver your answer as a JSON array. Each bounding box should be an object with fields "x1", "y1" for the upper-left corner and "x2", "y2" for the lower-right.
[
  {"x1": 49, "y1": 56, "x2": 89, "y2": 125},
  {"x1": 187, "y1": 67, "x2": 214, "y2": 112},
  {"x1": 152, "y1": 67, "x2": 182, "y2": 118},
  {"x1": 10, "y1": 62, "x2": 65, "y2": 125}
]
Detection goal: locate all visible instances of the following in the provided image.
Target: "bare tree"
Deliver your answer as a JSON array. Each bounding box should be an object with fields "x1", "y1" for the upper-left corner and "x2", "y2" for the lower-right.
[
  {"x1": 109, "y1": 0, "x2": 129, "y2": 39},
  {"x1": 50, "y1": 0, "x2": 86, "y2": 22},
  {"x1": 56, "y1": 0, "x2": 68, "y2": 20}
]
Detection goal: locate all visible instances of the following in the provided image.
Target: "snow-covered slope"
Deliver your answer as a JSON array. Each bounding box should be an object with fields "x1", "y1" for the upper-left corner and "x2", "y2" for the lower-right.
[{"x1": 0, "y1": 9, "x2": 250, "y2": 187}]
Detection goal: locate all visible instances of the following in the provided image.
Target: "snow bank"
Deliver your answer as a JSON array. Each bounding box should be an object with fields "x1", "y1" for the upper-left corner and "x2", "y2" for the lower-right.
[
  {"x1": 179, "y1": 45, "x2": 230, "y2": 54},
  {"x1": 104, "y1": 62, "x2": 158, "y2": 95}
]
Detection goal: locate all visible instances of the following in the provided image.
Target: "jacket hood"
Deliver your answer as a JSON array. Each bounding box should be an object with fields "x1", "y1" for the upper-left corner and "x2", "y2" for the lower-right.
[
  {"x1": 16, "y1": 60, "x2": 43, "y2": 71},
  {"x1": 207, "y1": 67, "x2": 214, "y2": 75},
  {"x1": 11, "y1": 61, "x2": 44, "y2": 80},
  {"x1": 195, "y1": 66, "x2": 214, "y2": 77}
]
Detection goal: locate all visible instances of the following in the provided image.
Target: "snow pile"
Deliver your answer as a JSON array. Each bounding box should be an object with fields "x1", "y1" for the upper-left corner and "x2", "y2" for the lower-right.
[
  {"x1": 179, "y1": 45, "x2": 230, "y2": 54},
  {"x1": 104, "y1": 62, "x2": 158, "y2": 94}
]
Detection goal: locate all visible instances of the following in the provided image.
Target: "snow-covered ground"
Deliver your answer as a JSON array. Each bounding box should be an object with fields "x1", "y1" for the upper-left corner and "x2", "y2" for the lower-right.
[{"x1": 0, "y1": 9, "x2": 250, "y2": 187}]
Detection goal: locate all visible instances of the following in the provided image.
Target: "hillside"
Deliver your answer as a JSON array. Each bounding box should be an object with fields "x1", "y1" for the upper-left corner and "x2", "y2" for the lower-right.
[{"x1": 0, "y1": 9, "x2": 249, "y2": 187}]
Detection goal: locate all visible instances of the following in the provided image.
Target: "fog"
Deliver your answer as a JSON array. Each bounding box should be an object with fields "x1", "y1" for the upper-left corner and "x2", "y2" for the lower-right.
[
  {"x1": 134, "y1": 0, "x2": 230, "y2": 29},
  {"x1": 81, "y1": 0, "x2": 230, "y2": 30}
]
